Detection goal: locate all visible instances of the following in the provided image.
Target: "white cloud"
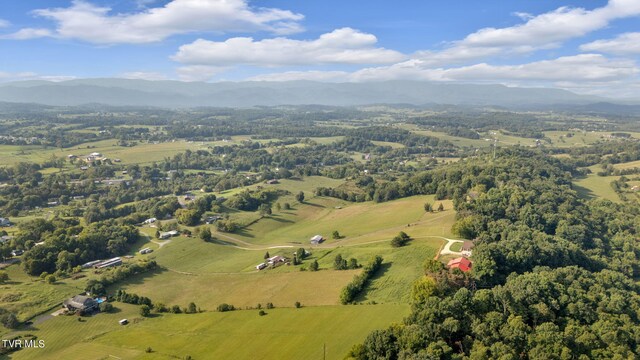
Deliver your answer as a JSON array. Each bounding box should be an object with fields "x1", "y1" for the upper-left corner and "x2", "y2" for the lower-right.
[
  {"x1": 247, "y1": 70, "x2": 349, "y2": 82},
  {"x1": 243, "y1": 54, "x2": 638, "y2": 90},
  {"x1": 176, "y1": 65, "x2": 228, "y2": 82},
  {"x1": 120, "y1": 72, "x2": 169, "y2": 81},
  {"x1": 172, "y1": 28, "x2": 405, "y2": 66},
  {"x1": 0, "y1": 71, "x2": 75, "y2": 82},
  {"x1": 9, "y1": 0, "x2": 304, "y2": 44},
  {"x1": 416, "y1": 0, "x2": 640, "y2": 66},
  {"x1": 581, "y1": 32, "x2": 640, "y2": 55},
  {"x1": 1, "y1": 28, "x2": 53, "y2": 40},
  {"x1": 350, "y1": 54, "x2": 638, "y2": 83},
  {"x1": 0, "y1": 19, "x2": 10, "y2": 28}
]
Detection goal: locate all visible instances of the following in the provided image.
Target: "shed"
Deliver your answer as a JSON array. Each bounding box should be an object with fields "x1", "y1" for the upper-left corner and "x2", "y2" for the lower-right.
[{"x1": 310, "y1": 235, "x2": 324, "y2": 245}]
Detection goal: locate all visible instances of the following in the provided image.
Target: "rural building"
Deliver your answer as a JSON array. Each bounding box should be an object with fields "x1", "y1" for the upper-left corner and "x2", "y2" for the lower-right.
[
  {"x1": 310, "y1": 235, "x2": 324, "y2": 245},
  {"x1": 159, "y1": 230, "x2": 179, "y2": 239},
  {"x1": 144, "y1": 217, "x2": 157, "y2": 224},
  {"x1": 461, "y1": 241, "x2": 475, "y2": 257},
  {"x1": 632, "y1": 185, "x2": 640, "y2": 192},
  {"x1": 0, "y1": 235, "x2": 12, "y2": 244},
  {"x1": 256, "y1": 263, "x2": 267, "y2": 270},
  {"x1": 67, "y1": 154, "x2": 77, "y2": 159},
  {"x1": 81, "y1": 260, "x2": 102, "y2": 269},
  {"x1": 119, "y1": 319, "x2": 128, "y2": 325},
  {"x1": 267, "y1": 255, "x2": 285, "y2": 264},
  {"x1": 63, "y1": 295, "x2": 98, "y2": 312},
  {"x1": 139, "y1": 247, "x2": 153, "y2": 254},
  {"x1": 94, "y1": 257, "x2": 122, "y2": 269},
  {"x1": 266, "y1": 179, "x2": 279, "y2": 185},
  {"x1": 11, "y1": 249, "x2": 23, "y2": 257},
  {"x1": 205, "y1": 216, "x2": 221, "y2": 224},
  {"x1": 447, "y1": 257, "x2": 472, "y2": 272},
  {"x1": 0, "y1": 217, "x2": 11, "y2": 227}
]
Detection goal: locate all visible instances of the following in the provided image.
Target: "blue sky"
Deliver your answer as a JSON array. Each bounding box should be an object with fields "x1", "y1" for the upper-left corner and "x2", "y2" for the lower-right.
[{"x1": 0, "y1": 0, "x2": 639, "y2": 97}]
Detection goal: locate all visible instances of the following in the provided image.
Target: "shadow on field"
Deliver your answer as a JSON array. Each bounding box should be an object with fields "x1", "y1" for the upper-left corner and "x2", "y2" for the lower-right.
[
  {"x1": 572, "y1": 181, "x2": 596, "y2": 200},
  {"x1": 210, "y1": 238, "x2": 238, "y2": 246},
  {"x1": 108, "y1": 267, "x2": 167, "y2": 289},
  {"x1": 302, "y1": 201, "x2": 325, "y2": 208},
  {"x1": 269, "y1": 215, "x2": 294, "y2": 224}
]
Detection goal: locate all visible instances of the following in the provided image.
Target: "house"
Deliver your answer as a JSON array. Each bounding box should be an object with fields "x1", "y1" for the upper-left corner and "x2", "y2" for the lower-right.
[
  {"x1": 139, "y1": 247, "x2": 153, "y2": 255},
  {"x1": 119, "y1": 319, "x2": 128, "y2": 325},
  {"x1": 267, "y1": 255, "x2": 285, "y2": 264},
  {"x1": 461, "y1": 240, "x2": 475, "y2": 257},
  {"x1": 266, "y1": 179, "x2": 279, "y2": 185},
  {"x1": 89, "y1": 152, "x2": 102, "y2": 157},
  {"x1": 159, "y1": 230, "x2": 179, "y2": 239},
  {"x1": 63, "y1": 295, "x2": 98, "y2": 312},
  {"x1": 0, "y1": 235, "x2": 12, "y2": 244},
  {"x1": 143, "y1": 217, "x2": 157, "y2": 224},
  {"x1": 11, "y1": 249, "x2": 23, "y2": 257},
  {"x1": 447, "y1": 257, "x2": 472, "y2": 272},
  {"x1": 67, "y1": 154, "x2": 77, "y2": 159},
  {"x1": 0, "y1": 217, "x2": 11, "y2": 227},
  {"x1": 310, "y1": 235, "x2": 324, "y2": 245},
  {"x1": 184, "y1": 193, "x2": 196, "y2": 201},
  {"x1": 256, "y1": 263, "x2": 267, "y2": 270}
]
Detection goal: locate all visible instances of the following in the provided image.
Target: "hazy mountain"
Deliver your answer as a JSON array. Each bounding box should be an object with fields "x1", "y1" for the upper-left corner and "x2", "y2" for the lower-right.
[{"x1": 0, "y1": 79, "x2": 612, "y2": 108}]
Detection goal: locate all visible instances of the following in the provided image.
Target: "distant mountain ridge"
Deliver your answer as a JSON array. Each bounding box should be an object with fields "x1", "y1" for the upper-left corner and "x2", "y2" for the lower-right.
[{"x1": 0, "y1": 79, "x2": 618, "y2": 108}]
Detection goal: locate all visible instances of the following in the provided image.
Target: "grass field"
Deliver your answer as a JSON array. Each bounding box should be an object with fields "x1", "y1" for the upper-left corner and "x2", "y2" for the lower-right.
[
  {"x1": 613, "y1": 159, "x2": 640, "y2": 170},
  {"x1": 9, "y1": 304, "x2": 409, "y2": 360},
  {"x1": 0, "y1": 264, "x2": 88, "y2": 324},
  {"x1": 573, "y1": 173, "x2": 622, "y2": 203},
  {"x1": 227, "y1": 195, "x2": 454, "y2": 246}
]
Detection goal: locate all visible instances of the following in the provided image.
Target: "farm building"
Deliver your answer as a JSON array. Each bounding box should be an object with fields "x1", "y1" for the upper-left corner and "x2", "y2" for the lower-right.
[
  {"x1": 63, "y1": 295, "x2": 98, "y2": 312},
  {"x1": 159, "y1": 230, "x2": 180, "y2": 239},
  {"x1": 447, "y1": 257, "x2": 472, "y2": 272},
  {"x1": 205, "y1": 216, "x2": 222, "y2": 224},
  {"x1": 310, "y1": 235, "x2": 324, "y2": 245},
  {"x1": 0, "y1": 217, "x2": 11, "y2": 227},
  {"x1": 144, "y1": 217, "x2": 157, "y2": 224},
  {"x1": 256, "y1": 263, "x2": 267, "y2": 270},
  {"x1": 81, "y1": 260, "x2": 102, "y2": 269},
  {"x1": 267, "y1": 255, "x2": 286, "y2": 264},
  {"x1": 0, "y1": 235, "x2": 12, "y2": 244},
  {"x1": 266, "y1": 179, "x2": 279, "y2": 185},
  {"x1": 10, "y1": 249, "x2": 23, "y2": 257},
  {"x1": 461, "y1": 241, "x2": 475, "y2": 257},
  {"x1": 94, "y1": 257, "x2": 122, "y2": 269}
]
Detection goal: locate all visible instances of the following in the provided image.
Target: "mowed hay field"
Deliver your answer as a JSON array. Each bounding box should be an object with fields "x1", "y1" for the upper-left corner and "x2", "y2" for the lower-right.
[
  {"x1": 229, "y1": 194, "x2": 455, "y2": 246},
  {"x1": 11, "y1": 304, "x2": 408, "y2": 360}
]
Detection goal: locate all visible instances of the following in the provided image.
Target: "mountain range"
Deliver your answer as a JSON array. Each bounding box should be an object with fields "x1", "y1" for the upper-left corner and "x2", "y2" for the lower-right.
[{"x1": 0, "y1": 79, "x2": 630, "y2": 109}]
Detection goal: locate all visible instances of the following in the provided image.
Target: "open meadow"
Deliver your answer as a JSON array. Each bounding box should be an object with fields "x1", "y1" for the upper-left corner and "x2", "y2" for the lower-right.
[{"x1": 8, "y1": 304, "x2": 409, "y2": 360}]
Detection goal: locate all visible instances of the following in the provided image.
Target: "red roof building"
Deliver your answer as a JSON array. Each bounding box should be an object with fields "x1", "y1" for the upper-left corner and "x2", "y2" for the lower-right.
[{"x1": 447, "y1": 257, "x2": 472, "y2": 272}]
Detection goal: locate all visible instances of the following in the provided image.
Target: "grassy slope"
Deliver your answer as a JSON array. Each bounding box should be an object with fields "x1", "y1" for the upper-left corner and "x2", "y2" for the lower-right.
[{"x1": 11, "y1": 304, "x2": 409, "y2": 360}]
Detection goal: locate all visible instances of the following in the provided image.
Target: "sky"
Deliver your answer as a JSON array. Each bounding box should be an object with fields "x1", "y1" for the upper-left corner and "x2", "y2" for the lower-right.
[{"x1": 0, "y1": 0, "x2": 639, "y2": 97}]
